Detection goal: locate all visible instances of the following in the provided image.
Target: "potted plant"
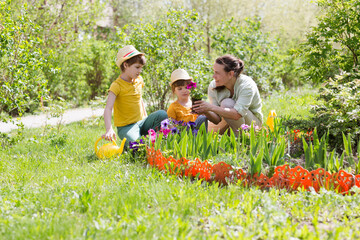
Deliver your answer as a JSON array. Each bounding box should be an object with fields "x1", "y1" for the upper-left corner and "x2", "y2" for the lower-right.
[{"x1": 186, "y1": 81, "x2": 205, "y2": 113}]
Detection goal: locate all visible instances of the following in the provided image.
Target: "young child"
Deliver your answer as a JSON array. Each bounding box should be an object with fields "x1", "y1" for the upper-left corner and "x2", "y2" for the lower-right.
[
  {"x1": 167, "y1": 69, "x2": 207, "y2": 129},
  {"x1": 102, "y1": 45, "x2": 167, "y2": 143}
]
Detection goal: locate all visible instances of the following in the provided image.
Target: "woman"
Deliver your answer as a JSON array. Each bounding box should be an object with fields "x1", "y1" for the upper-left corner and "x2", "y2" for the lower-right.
[{"x1": 192, "y1": 55, "x2": 263, "y2": 134}]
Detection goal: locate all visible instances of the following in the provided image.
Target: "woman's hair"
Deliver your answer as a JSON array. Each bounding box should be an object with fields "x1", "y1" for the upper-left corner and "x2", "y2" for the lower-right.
[
  {"x1": 120, "y1": 55, "x2": 146, "y2": 72},
  {"x1": 171, "y1": 79, "x2": 191, "y2": 93},
  {"x1": 215, "y1": 55, "x2": 244, "y2": 78}
]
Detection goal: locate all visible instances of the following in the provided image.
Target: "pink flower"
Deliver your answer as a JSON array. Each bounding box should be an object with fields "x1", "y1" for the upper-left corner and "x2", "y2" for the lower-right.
[
  {"x1": 160, "y1": 128, "x2": 171, "y2": 138},
  {"x1": 186, "y1": 81, "x2": 197, "y2": 90},
  {"x1": 241, "y1": 124, "x2": 250, "y2": 131},
  {"x1": 148, "y1": 129, "x2": 157, "y2": 143}
]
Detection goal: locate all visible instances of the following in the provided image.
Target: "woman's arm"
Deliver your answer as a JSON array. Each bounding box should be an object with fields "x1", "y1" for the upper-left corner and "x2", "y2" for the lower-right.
[
  {"x1": 102, "y1": 91, "x2": 117, "y2": 141},
  {"x1": 193, "y1": 100, "x2": 241, "y2": 124}
]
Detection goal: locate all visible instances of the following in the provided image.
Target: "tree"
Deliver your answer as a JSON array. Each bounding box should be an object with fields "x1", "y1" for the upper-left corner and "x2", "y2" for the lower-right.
[{"x1": 301, "y1": 0, "x2": 360, "y2": 83}]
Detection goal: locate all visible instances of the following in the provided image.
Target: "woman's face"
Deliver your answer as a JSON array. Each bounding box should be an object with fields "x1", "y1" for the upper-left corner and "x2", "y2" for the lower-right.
[{"x1": 212, "y1": 63, "x2": 232, "y2": 87}]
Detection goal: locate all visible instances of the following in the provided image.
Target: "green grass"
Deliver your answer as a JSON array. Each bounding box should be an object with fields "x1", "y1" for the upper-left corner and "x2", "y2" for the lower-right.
[
  {"x1": 262, "y1": 85, "x2": 319, "y2": 119},
  {"x1": 1, "y1": 88, "x2": 360, "y2": 239}
]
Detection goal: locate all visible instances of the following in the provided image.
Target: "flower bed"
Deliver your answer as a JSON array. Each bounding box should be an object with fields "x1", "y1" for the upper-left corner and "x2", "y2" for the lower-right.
[{"x1": 147, "y1": 147, "x2": 360, "y2": 195}]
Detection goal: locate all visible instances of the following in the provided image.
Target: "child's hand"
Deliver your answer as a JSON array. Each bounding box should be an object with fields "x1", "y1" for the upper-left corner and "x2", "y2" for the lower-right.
[{"x1": 102, "y1": 128, "x2": 117, "y2": 141}]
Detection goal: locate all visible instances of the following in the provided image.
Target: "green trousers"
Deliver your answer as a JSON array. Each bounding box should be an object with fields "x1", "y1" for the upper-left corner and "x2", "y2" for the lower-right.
[{"x1": 117, "y1": 110, "x2": 168, "y2": 143}]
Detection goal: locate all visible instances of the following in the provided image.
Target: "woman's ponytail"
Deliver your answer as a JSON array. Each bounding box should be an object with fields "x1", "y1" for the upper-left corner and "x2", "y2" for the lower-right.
[{"x1": 215, "y1": 55, "x2": 244, "y2": 78}]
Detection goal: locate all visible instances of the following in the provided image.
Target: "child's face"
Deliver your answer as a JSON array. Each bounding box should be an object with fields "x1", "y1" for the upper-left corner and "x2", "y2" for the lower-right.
[
  {"x1": 174, "y1": 85, "x2": 190, "y2": 100},
  {"x1": 124, "y1": 63, "x2": 143, "y2": 79}
]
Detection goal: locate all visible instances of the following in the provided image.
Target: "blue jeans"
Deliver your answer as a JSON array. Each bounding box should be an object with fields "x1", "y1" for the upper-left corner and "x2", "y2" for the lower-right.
[
  {"x1": 195, "y1": 115, "x2": 208, "y2": 131},
  {"x1": 117, "y1": 110, "x2": 168, "y2": 143}
]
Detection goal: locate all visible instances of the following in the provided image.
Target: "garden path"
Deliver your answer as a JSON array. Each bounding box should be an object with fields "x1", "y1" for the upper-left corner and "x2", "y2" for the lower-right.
[{"x1": 0, "y1": 108, "x2": 103, "y2": 133}]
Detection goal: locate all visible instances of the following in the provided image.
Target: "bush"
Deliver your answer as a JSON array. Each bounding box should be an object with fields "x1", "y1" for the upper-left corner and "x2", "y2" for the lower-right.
[
  {"x1": 284, "y1": 70, "x2": 360, "y2": 151},
  {"x1": 44, "y1": 39, "x2": 116, "y2": 104},
  {"x1": 0, "y1": 0, "x2": 47, "y2": 117}
]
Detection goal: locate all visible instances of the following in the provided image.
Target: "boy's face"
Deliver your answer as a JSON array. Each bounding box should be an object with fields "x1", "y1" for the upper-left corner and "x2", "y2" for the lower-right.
[
  {"x1": 124, "y1": 63, "x2": 143, "y2": 79},
  {"x1": 174, "y1": 85, "x2": 190, "y2": 100}
]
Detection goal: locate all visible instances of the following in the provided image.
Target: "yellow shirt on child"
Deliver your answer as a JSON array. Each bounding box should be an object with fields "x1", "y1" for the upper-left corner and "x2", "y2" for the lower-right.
[
  {"x1": 109, "y1": 76, "x2": 146, "y2": 127},
  {"x1": 167, "y1": 101, "x2": 198, "y2": 122}
]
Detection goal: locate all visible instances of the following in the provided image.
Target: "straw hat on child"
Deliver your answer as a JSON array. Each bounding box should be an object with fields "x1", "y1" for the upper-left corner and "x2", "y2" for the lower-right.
[
  {"x1": 116, "y1": 45, "x2": 144, "y2": 68},
  {"x1": 170, "y1": 69, "x2": 193, "y2": 86}
]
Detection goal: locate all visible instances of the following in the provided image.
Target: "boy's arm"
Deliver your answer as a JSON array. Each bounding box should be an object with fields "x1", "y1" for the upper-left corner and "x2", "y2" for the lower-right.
[
  {"x1": 142, "y1": 99, "x2": 147, "y2": 117},
  {"x1": 102, "y1": 91, "x2": 117, "y2": 141}
]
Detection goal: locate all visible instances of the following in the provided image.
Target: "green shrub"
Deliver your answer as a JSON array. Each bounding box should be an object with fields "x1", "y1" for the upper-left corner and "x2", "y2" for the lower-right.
[
  {"x1": 44, "y1": 39, "x2": 115, "y2": 103},
  {"x1": 0, "y1": 0, "x2": 47, "y2": 117},
  {"x1": 285, "y1": 71, "x2": 360, "y2": 151}
]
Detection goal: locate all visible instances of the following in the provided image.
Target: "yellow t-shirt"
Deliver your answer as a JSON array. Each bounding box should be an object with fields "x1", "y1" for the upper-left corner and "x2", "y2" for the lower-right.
[
  {"x1": 109, "y1": 76, "x2": 146, "y2": 127},
  {"x1": 167, "y1": 101, "x2": 198, "y2": 122}
]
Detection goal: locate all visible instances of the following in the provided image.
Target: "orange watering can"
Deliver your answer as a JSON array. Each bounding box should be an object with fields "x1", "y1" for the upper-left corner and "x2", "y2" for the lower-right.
[{"x1": 94, "y1": 137, "x2": 126, "y2": 159}]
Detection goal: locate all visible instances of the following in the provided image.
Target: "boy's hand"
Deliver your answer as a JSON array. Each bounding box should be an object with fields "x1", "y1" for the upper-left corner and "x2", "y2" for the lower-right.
[{"x1": 102, "y1": 128, "x2": 117, "y2": 141}]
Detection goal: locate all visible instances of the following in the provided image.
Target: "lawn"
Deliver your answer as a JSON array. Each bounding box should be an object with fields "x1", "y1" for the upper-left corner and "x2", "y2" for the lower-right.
[{"x1": 1, "y1": 87, "x2": 360, "y2": 239}]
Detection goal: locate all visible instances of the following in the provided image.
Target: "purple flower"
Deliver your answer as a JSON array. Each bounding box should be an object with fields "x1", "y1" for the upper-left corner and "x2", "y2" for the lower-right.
[
  {"x1": 192, "y1": 128, "x2": 199, "y2": 136},
  {"x1": 129, "y1": 141, "x2": 139, "y2": 151},
  {"x1": 171, "y1": 127, "x2": 179, "y2": 134},
  {"x1": 161, "y1": 119, "x2": 170, "y2": 129},
  {"x1": 186, "y1": 121, "x2": 196, "y2": 129},
  {"x1": 241, "y1": 124, "x2": 250, "y2": 131},
  {"x1": 186, "y1": 81, "x2": 197, "y2": 90}
]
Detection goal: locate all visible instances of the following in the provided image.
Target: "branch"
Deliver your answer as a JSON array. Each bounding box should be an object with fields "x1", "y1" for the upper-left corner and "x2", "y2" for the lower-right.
[{"x1": 49, "y1": 1, "x2": 66, "y2": 31}]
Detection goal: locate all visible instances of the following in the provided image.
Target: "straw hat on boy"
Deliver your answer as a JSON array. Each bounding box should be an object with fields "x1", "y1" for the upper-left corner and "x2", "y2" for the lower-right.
[
  {"x1": 116, "y1": 45, "x2": 144, "y2": 68},
  {"x1": 170, "y1": 69, "x2": 193, "y2": 86}
]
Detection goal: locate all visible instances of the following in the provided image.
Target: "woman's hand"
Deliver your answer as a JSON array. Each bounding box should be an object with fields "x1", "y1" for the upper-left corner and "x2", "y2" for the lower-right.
[
  {"x1": 102, "y1": 128, "x2": 117, "y2": 141},
  {"x1": 192, "y1": 100, "x2": 213, "y2": 114}
]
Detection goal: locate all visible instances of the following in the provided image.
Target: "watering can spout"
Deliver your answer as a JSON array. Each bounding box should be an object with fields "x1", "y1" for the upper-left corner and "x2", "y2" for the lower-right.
[{"x1": 117, "y1": 138, "x2": 126, "y2": 155}]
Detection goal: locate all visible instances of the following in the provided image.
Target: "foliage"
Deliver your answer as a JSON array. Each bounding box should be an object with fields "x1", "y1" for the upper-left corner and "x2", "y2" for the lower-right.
[
  {"x1": 44, "y1": 39, "x2": 115, "y2": 103},
  {"x1": 301, "y1": 0, "x2": 360, "y2": 84},
  {"x1": 0, "y1": 0, "x2": 47, "y2": 117},
  {"x1": 210, "y1": 17, "x2": 283, "y2": 93},
  {"x1": 284, "y1": 71, "x2": 360, "y2": 150},
  {"x1": 186, "y1": 81, "x2": 205, "y2": 100},
  {"x1": 312, "y1": 71, "x2": 360, "y2": 149},
  {"x1": 115, "y1": 9, "x2": 211, "y2": 111}
]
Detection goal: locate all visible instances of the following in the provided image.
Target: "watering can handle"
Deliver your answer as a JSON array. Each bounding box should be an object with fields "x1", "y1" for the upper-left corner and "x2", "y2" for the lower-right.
[{"x1": 94, "y1": 137, "x2": 117, "y2": 155}]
